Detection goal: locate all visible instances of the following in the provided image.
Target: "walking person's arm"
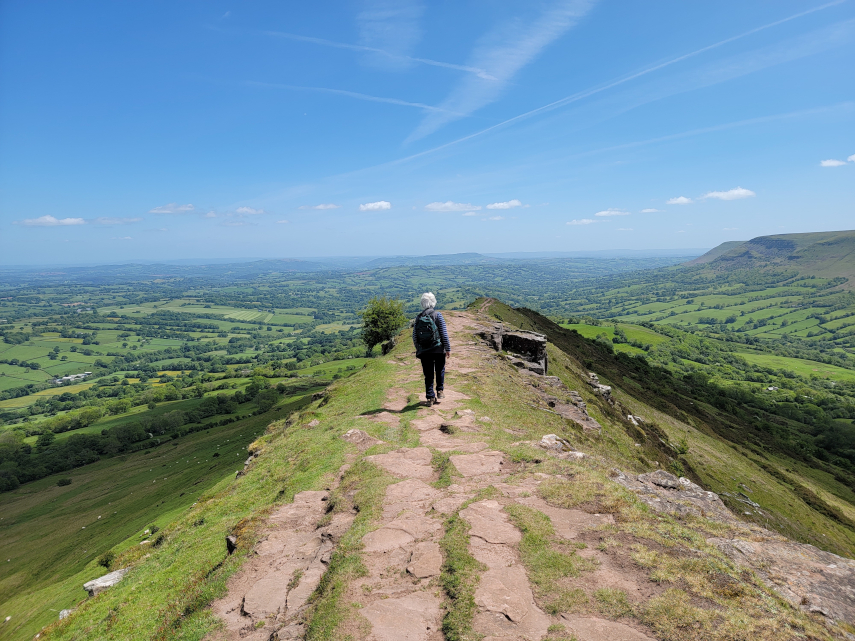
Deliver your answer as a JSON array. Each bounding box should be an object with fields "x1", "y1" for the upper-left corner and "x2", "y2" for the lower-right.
[{"x1": 435, "y1": 311, "x2": 451, "y2": 359}]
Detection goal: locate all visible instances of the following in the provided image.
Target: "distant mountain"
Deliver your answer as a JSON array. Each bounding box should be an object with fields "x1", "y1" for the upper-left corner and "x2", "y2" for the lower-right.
[{"x1": 687, "y1": 230, "x2": 855, "y2": 281}]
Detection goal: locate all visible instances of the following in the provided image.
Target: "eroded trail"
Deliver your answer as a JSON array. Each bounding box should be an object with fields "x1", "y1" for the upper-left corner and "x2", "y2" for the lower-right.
[{"x1": 211, "y1": 309, "x2": 823, "y2": 641}]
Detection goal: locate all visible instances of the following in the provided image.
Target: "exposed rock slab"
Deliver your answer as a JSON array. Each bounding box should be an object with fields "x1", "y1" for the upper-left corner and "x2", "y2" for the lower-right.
[
  {"x1": 473, "y1": 565, "x2": 550, "y2": 639},
  {"x1": 515, "y1": 495, "x2": 614, "y2": 539},
  {"x1": 613, "y1": 469, "x2": 737, "y2": 522},
  {"x1": 408, "y1": 541, "x2": 443, "y2": 578},
  {"x1": 361, "y1": 592, "x2": 442, "y2": 641},
  {"x1": 419, "y1": 428, "x2": 487, "y2": 453},
  {"x1": 709, "y1": 536, "x2": 855, "y2": 622},
  {"x1": 450, "y1": 451, "x2": 504, "y2": 476},
  {"x1": 342, "y1": 428, "x2": 383, "y2": 450},
  {"x1": 366, "y1": 447, "x2": 433, "y2": 479},
  {"x1": 83, "y1": 568, "x2": 129, "y2": 596},
  {"x1": 461, "y1": 500, "x2": 520, "y2": 545},
  {"x1": 561, "y1": 615, "x2": 656, "y2": 641}
]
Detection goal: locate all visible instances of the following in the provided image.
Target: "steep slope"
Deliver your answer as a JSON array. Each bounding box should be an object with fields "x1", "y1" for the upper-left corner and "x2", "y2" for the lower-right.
[
  {"x1": 37, "y1": 302, "x2": 855, "y2": 641},
  {"x1": 691, "y1": 230, "x2": 855, "y2": 281}
]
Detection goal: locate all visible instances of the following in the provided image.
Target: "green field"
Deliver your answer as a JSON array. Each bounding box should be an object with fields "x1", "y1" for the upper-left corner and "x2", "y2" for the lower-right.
[{"x1": 736, "y1": 351, "x2": 855, "y2": 382}]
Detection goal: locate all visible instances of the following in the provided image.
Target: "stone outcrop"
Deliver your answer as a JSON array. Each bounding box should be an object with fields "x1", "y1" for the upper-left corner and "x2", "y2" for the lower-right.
[
  {"x1": 479, "y1": 323, "x2": 548, "y2": 374},
  {"x1": 708, "y1": 536, "x2": 855, "y2": 622},
  {"x1": 83, "y1": 568, "x2": 129, "y2": 597},
  {"x1": 612, "y1": 469, "x2": 737, "y2": 523}
]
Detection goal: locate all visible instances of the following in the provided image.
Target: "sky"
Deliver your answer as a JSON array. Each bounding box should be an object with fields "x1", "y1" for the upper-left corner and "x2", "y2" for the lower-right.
[{"x1": 1, "y1": 0, "x2": 853, "y2": 264}]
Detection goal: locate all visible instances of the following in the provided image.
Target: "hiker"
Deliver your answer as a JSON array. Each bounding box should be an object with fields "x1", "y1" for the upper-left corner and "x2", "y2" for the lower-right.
[{"x1": 413, "y1": 292, "x2": 451, "y2": 406}]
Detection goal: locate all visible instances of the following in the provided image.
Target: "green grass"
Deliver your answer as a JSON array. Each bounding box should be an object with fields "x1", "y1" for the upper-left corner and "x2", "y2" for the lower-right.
[
  {"x1": 736, "y1": 350, "x2": 855, "y2": 382},
  {"x1": 0, "y1": 408, "x2": 280, "y2": 641}
]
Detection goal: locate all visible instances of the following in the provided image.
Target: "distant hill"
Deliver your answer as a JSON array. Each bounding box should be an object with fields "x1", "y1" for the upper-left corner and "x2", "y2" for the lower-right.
[{"x1": 688, "y1": 230, "x2": 855, "y2": 282}]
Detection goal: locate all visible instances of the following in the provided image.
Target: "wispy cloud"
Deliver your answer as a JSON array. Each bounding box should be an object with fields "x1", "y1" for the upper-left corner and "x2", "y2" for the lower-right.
[
  {"x1": 406, "y1": 0, "x2": 596, "y2": 141},
  {"x1": 299, "y1": 203, "x2": 340, "y2": 210},
  {"x1": 701, "y1": 187, "x2": 755, "y2": 200},
  {"x1": 820, "y1": 159, "x2": 847, "y2": 167},
  {"x1": 112, "y1": 236, "x2": 133, "y2": 240},
  {"x1": 594, "y1": 208, "x2": 629, "y2": 217},
  {"x1": 236, "y1": 206, "x2": 266, "y2": 215},
  {"x1": 641, "y1": 208, "x2": 662, "y2": 213},
  {"x1": 487, "y1": 215, "x2": 505, "y2": 221},
  {"x1": 667, "y1": 196, "x2": 692, "y2": 205},
  {"x1": 724, "y1": 227, "x2": 738, "y2": 230},
  {"x1": 248, "y1": 81, "x2": 455, "y2": 114},
  {"x1": 566, "y1": 218, "x2": 596, "y2": 225},
  {"x1": 357, "y1": 0, "x2": 425, "y2": 71},
  {"x1": 425, "y1": 201, "x2": 480, "y2": 212},
  {"x1": 617, "y1": 228, "x2": 633, "y2": 231},
  {"x1": 265, "y1": 30, "x2": 493, "y2": 79},
  {"x1": 486, "y1": 199, "x2": 523, "y2": 210},
  {"x1": 462, "y1": 212, "x2": 479, "y2": 216},
  {"x1": 222, "y1": 221, "x2": 256, "y2": 227},
  {"x1": 360, "y1": 200, "x2": 391, "y2": 211},
  {"x1": 205, "y1": 211, "x2": 217, "y2": 218},
  {"x1": 849, "y1": 154, "x2": 855, "y2": 162},
  {"x1": 395, "y1": 1, "x2": 844, "y2": 156},
  {"x1": 16, "y1": 215, "x2": 85, "y2": 227},
  {"x1": 93, "y1": 217, "x2": 143, "y2": 225},
  {"x1": 277, "y1": 219, "x2": 290, "y2": 224},
  {"x1": 149, "y1": 203, "x2": 194, "y2": 214}
]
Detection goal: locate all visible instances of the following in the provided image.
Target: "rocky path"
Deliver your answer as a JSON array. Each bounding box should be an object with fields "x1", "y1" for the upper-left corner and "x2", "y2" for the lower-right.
[
  {"x1": 337, "y1": 311, "x2": 657, "y2": 641},
  {"x1": 210, "y1": 310, "x2": 665, "y2": 640}
]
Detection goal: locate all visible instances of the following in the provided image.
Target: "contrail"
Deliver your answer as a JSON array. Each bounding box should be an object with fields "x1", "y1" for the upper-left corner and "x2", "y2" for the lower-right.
[
  {"x1": 265, "y1": 31, "x2": 497, "y2": 80},
  {"x1": 393, "y1": 0, "x2": 848, "y2": 163}
]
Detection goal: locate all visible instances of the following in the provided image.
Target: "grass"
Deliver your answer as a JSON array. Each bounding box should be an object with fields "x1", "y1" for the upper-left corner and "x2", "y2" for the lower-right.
[
  {"x1": 0, "y1": 407, "x2": 280, "y2": 641},
  {"x1": 439, "y1": 506, "x2": 485, "y2": 641},
  {"x1": 504, "y1": 503, "x2": 594, "y2": 615}
]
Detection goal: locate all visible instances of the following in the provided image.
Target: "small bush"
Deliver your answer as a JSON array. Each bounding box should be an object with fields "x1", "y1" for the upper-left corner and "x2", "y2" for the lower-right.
[
  {"x1": 57, "y1": 478, "x2": 72, "y2": 486},
  {"x1": 97, "y1": 550, "x2": 116, "y2": 569},
  {"x1": 149, "y1": 524, "x2": 160, "y2": 535}
]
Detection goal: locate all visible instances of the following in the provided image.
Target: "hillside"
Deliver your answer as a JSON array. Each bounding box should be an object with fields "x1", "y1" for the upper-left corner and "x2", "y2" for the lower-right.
[
  {"x1": 28, "y1": 299, "x2": 855, "y2": 641},
  {"x1": 689, "y1": 230, "x2": 855, "y2": 282}
]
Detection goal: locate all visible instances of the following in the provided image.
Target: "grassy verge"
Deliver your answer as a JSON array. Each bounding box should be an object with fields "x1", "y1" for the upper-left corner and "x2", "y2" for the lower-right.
[
  {"x1": 439, "y1": 508, "x2": 485, "y2": 641},
  {"x1": 304, "y1": 460, "x2": 392, "y2": 641},
  {"x1": 504, "y1": 504, "x2": 594, "y2": 615}
]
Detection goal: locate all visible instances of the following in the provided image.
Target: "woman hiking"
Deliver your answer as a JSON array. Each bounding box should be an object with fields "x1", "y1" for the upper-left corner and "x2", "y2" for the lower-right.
[{"x1": 412, "y1": 292, "x2": 451, "y2": 406}]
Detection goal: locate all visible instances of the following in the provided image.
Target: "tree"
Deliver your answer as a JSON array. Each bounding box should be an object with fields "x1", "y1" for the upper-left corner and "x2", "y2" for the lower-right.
[{"x1": 361, "y1": 297, "x2": 407, "y2": 355}]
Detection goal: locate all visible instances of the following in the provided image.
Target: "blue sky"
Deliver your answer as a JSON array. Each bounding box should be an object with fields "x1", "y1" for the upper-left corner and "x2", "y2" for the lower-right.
[{"x1": 1, "y1": 0, "x2": 853, "y2": 264}]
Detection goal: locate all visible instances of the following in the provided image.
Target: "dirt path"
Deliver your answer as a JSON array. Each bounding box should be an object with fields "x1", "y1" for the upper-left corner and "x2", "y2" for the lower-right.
[{"x1": 209, "y1": 309, "x2": 658, "y2": 641}]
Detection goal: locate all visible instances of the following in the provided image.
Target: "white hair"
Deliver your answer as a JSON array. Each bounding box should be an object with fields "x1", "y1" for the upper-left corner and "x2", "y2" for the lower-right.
[{"x1": 420, "y1": 292, "x2": 437, "y2": 310}]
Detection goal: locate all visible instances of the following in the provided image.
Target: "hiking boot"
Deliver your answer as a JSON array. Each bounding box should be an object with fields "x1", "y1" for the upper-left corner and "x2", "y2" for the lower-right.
[
  {"x1": 426, "y1": 396, "x2": 436, "y2": 407},
  {"x1": 437, "y1": 390, "x2": 445, "y2": 400}
]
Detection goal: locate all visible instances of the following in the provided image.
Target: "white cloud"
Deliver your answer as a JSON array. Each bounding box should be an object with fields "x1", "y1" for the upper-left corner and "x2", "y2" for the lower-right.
[
  {"x1": 425, "y1": 201, "x2": 481, "y2": 212},
  {"x1": 701, "y1": 187, "x2": 755, "y2": 200},
  {"x1": 276, "y1": 219, "x2": 290, "y2": 224},
  {"x1": 236, "y1": 206, "x2": 266, "y2": 215},
  {"x1": 93, "y1": 217, "x2": 143, "y2": 225},
  {"x1": 849, "y1": 154, "x2": 855, "y2": 162},
  {"x1": 488, "y1": 215, "x2": 505, "y2": 221},
  {"x1": 299, "y1": 203, "x2": 340, "y2": 210},
  {"x1": 462, "y1": 212, "x2": 479, "y2": 216},
  {"x1": 149, "y1": 203, "x2": 194, "y2": 214},
  {"x1": 566, "y1": 219, "x2": 596, "y2": 225},
  {"x1": 641, "y1": 208, "x2": 662, "y2": 213},
  {"x1": 406, "y1": 0, "x2": 595, "y2": 141},
  {"x1": 205, "y1": 212, "x2": 217, "y2": 218},
  {"x1": 486, "y1": 199, "x2": 522, "y2": 210},
  {"x1": 17, "y1": 215, "x2": 85, "y2": 227},
  {"x1": 360, "y1": 201, "x2": 391, "y2": 211},
  {"x1": 594, "y1": 208, "x2": 629, "y2": 217},
  {"x1": 820, "y1": 159, "x2": 847, "y2": 167},
  {"x1": 112, "y1": 236, "x2": 133, "y2": 240},
  {"x1": 667, "y1": 196, "x2": 692, "y2": 205},
  {"x1": 222, "y1": 221, "x2": 256, "y2": 227},
  {"x1": 617, "y1": 228, "x2": 633, "y2": 231}
]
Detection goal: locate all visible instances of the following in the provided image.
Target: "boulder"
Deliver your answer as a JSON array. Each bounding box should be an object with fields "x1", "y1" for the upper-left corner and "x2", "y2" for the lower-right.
[
  {"x1": 539, "y1": 434, "x2": 576, "y2": 453},
  {"x1": 58, "y1": 609, "x2": 73, "y2": 620},
  {"x1": 83, "y1": 568, "x2": 129, "y2": 597},
  {"x1": 341, "y1": 429, "x2": 383, "y2": 450}
]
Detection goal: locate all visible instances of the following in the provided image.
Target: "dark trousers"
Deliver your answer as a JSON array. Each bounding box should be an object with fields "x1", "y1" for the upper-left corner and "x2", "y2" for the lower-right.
[{"x1": 419, "y1": 352, "x2": 446, "y2": 399}]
